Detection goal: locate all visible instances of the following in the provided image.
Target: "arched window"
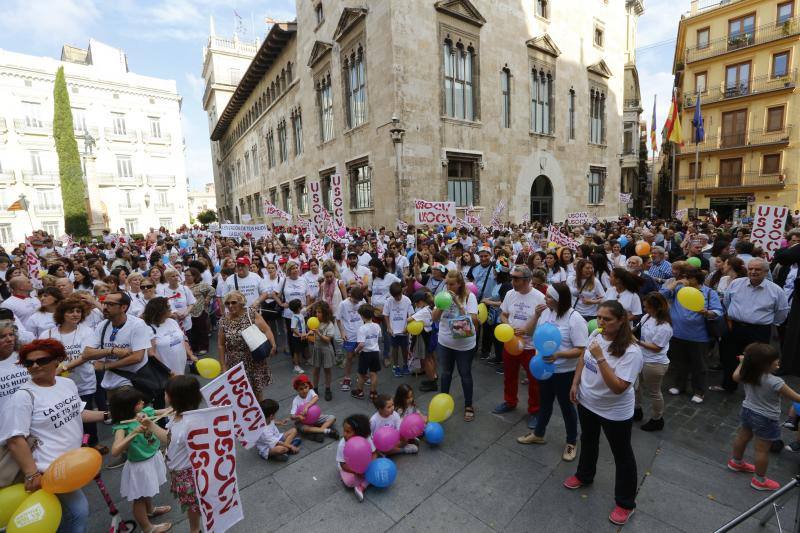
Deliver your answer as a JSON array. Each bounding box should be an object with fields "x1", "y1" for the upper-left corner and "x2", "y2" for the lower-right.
[
  {"x1": 531, "y1": 67, "x2": 553, "y2": 134},
  {"x1": 443, "y1": 38, "x2": 475, "y2": 121}
]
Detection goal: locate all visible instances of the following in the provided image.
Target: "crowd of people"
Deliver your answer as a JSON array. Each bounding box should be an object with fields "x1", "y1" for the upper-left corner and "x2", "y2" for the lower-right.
[{"x1": 0, "y1": 212, "x2": 798, "y2": 530}]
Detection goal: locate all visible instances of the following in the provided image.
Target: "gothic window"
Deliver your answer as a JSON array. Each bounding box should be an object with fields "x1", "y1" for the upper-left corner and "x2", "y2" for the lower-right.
[
  {"x1": 343, "y1": 45, "x2": 367, "y2": 128},
  {"x1": 443, "y1": 39, "x2": 476, "y2": 121}
]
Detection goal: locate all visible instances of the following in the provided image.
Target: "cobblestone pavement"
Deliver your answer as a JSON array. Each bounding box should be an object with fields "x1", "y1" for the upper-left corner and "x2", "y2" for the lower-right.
[{"x1": 84, "y1": 331, "x2": 800, "y2": 532}]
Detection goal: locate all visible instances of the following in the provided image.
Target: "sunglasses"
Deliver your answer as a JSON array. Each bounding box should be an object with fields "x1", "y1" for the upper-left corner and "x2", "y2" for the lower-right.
[
  {"x1": 141, "y1": 285, "x2": 154, "y2": 289},
  {"x1": 22, "y1": 354, "x2": 60, "y2": 368}
]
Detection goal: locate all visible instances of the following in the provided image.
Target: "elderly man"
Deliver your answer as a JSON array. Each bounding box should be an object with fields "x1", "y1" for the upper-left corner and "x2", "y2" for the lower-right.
[
  {"x1": 0, "y1": 276, "x2": 39, "y2": 329},
  {"x1": 714, "y1": 258, "x2": 790, "y2": 392},
  {"x1": 626, "y1": 256, "x2": 659, "y2": 298},
  {"x1": 647, "y1": 246, "x2": 672, "y2": 286}
]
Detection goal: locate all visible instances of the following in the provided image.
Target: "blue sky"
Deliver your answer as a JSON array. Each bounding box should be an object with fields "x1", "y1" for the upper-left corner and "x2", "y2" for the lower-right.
[{"x1": 0, "y1": 0, "x2": 686, "y2": 190}]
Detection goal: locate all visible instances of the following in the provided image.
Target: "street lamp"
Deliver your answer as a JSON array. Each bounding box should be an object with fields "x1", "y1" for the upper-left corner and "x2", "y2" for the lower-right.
[{"x1": 389, "y1": 116, "x2": 405, "y2": 221}]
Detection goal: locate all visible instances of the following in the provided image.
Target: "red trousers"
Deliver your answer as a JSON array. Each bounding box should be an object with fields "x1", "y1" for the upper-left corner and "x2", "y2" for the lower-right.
[{"x1": 503, "y1": 349, "x2": 540, "y2": 414}]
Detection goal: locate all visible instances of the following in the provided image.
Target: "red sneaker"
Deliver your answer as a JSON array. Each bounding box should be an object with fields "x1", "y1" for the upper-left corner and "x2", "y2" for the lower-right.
[
  {"x1": 609, "y1": 506, "x2": 634, "y2": 525},
  {"x1": 563, "y1": 475, "x2": 583, "y2": 490},
  {"x1": 727, "y1": 459, "x2": 756, "y2": 473},
  {"x1": 751, "y1": 477, "x2": 780, "y2": 491}
]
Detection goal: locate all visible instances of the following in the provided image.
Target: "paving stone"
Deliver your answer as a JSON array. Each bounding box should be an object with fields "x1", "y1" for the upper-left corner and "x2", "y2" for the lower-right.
[
  {"x1": 273, "y1": 490, "x2": 395, "y2": 533},
  {"x1": 230, "y1": 478, "x2": 301, "y2": 533},
  {"x1": 389, "y1": 492, "x2": 494, "y2": 533},
  {"x1": 273, "y1": 442, "x2": 343, "y2": 511}
]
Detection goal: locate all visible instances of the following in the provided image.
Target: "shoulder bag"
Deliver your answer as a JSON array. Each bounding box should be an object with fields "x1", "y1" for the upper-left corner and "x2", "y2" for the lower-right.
[
  {"x1": 261, "y1": 277, "x2": 285, "y2": 321},
  {"x1": 703, "y1": 290, "x2": 727, "y2": 339},
  {"x1": 241, "y1": 309, "x2": 273, "y2": 362}
]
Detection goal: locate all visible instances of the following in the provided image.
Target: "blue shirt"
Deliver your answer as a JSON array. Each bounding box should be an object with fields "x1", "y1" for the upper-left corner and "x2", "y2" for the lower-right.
[
  {"x1": 724, "y1": 277, "x2": 789, "y2": 326},
  {"x1": 647, "y1": 260, "x2": 672, "y2": 286},
  {"x1": 660, "y1": 284, "x2": 723, "y2": 342},
  {"x1": 469, "y1": 263, "x2": 497, "y2": 300}
]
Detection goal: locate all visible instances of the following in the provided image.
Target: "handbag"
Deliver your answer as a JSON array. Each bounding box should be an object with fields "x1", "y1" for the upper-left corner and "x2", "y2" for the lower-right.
[
  {"x1": 241, "y1": 309, "x2": 272, "y2": 362},
  {"x1": 0, "y1": 389, "x2": 39, "y2": 488},
  {"x1": 261, "y1": 277, "x2": 285, "y2": 321},
  {"x1": 448, "y1": 299, "x2": 476, "y2": 339}
]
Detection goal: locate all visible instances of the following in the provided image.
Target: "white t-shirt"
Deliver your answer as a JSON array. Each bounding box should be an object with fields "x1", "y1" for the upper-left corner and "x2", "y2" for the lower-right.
[
  {"x1": 224, "y1": 273, "x2": 266, "y2": 307},
  {"x1": 500, "y1": 290, "x2": 545, "y2": 350},
  {"x1": 370, "y1": 273, "x2": 401, "y2": 310},
  {"x1": 337, "y1": 299, "x2": 366, "y2": 342},
  {"x1": 538, "y1": 308, "x2": 588, "y2": 373},
  {"x1": 0, "y1": 353, "x2": 28, "y2": 408},
  {"x1": 546, "y1": 269, "x2": 568, "y2": 285},
  {"x1": 27, "y1": 311, "x2": 55, "y2": 338},
  {"x1": 384, "y1": 295, "x2": 413, "y2": 335},
  {"x1": 93, "y1": 315, "x2": 154, "y2": 390},
  {"x1": 638, "y1": 315, "x2": 672, "y2": 365},
  {"x1": 152, "y1": 319, "x2": 187, "y2": 375},
  {"x1": 370, "y1": 411, "x2": 401, "y2": 434},
  {"x1": 0, "y1": 296, "x2": 40, "y2": 330},
  {"x1": 290, "y1": 389, "x2": 318, "y2": 416},
  {"x1": 357, "y1": 252, "x2": 373, "y2": 267},
  {"x1": 604, "y1": 288, "x2": 643, "y2": 317},
  {"x1": 410, "y1": 306, "x2": 433, "y2": 332},
  {"x1": 157, "y1": 285, "x2": 196, "y2": 331},
  {"x1": 165, "y1": 416, "x2": 192, "y2": 470},
  {"x1": 336, "y1": 436, "x2": 375, "y2": 471},
  {"x1": 577, "y1": 333, "x2": 643, "y2": 421},
  {"x1": 437, "y1": 293, "x2": 479, "y2": 351},
  {"x1": 0, "y1": 377, "x2": 84, "y2": 471},
  {"x1": 126, "y1": 291, "x2": 147, "y2": 317},
  {"x1": 262, "y1": 275, "x2": 284, "y2": 304},
  {"x1": 341, "y1": 265, "x2": 370, "y2": 287},
  {"x1": 282, "y1": 277, "x2": 311, "y2": 319},
  {"x1": 255, "y1": 420, "x2": 283, "y2": 455},
  {"x1": 357, "y1": 322, "x2": 381, "y2": 352},
  {"x1": 302, "y1": 272, "x2": 321, "y2": 300},
  {"x1": 40, "y1": 325, "x2": 96, "y2": 395},
  {"x1": 567, "y1": 276, "x2": 606, "y2": 317}
]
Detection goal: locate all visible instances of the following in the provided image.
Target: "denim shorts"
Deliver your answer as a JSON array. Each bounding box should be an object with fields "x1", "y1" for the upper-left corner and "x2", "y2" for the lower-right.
[
  {"x1": 343, "y1": 341, "x2": 358, "y2": 353},
  {"x1": 740, "y1": 406, "x2": 780, "y2": 441}
]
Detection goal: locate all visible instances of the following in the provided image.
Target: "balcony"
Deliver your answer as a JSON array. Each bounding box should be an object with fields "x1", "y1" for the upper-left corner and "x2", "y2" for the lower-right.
[
  {"x1": 621, "y1": 150, "x2": 639, "y2": 168},
  {"x1": 685, "y1": 17, "x2": 800, "y2": 63},
  {"x1": 96, "y1": 173, "x2": 143, "y2": 187},
  {"x1": 623, "y1": 99, "x2": 641, "y2": 110},
  {"x1": 147, "y1": 174, "x2": 176, "y2": 187},
  {"x1": 33, "y1": 204, "x2": 63, "y2": 216},
  {"x1": 103, "y1": 127, "x2": 137, "y2": 142},
  {"x1": 118, "y1": 203, "x2": 141, "y2": 215},
  {"x1": 0, "y1": 171, "x2": 16, "y2": 185},
  {"x1": 21, "y1": 171, "x2": 59, "y2": 186},
  {"x1": 677, "y1": 169, "x2": 787, "y2": 192},
  {"x1": 684, "y1": 70, "x2": 796, "y2": 108},
  {"x1": 679, "y1": 126, "x2": 791, "y2": 156},
  {"x1": 14, "y1": 118, "x2": 52, "y2": 136},
  {"x1": 154, "y1": 203, "x2": 174, "y2": 213},
  {"x1": 141, "y1": 132, "x2": 171, "y2": 145}
]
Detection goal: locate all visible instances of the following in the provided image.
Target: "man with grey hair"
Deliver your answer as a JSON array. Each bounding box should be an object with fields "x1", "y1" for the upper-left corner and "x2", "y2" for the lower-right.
[
  {"x1": 715, "y1": 258, "x2": 789, "y2": 392},
  {"x1": 0, "y1": 276, "x2": 39, "y2": 330},
  {"x1": 647, "y1": 246, "x2": 672, "y2": 286}
]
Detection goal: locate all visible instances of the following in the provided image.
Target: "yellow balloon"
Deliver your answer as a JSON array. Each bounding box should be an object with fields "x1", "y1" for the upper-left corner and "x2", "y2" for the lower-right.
[
  {"x1": 196, "y1": 358, "x2": 222, "y2": 379},
  {"x1": 477, "y1": 303, "x2": 488, "y2": 324},
  {"x1": 677, "y1": 286, "x2": 704, "y2": 312},
  {"x1": 307, "y1": 317, "x2": 320, "y2": 330},
  {"x1": 0, "y1": 484, "x2": 27, "y2": 529},
  {"x1": 7, "y1": 490, "x2": 61, "y2": 533},
  {"x1": 42, "y1": 448, "x2": 101, "y2": 494},
  {"x1": 428, "y1": 393, "x2": 455, "y2": 423},
  {"x1": 407, "y1": 320, "x2": 424, "y2": 336},
  {"x1": 494, "y1": 323, "x2": 514, "y2": 343}
]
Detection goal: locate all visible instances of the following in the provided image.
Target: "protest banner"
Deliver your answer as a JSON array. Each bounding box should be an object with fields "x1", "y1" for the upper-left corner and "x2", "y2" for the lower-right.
[
  {"x1": 184, "y1": 405, "x2": 243, "y2": 533},
  {"x1": 455, "y1": 217, "x2": 473, "y2": 231},
  {"x1": 465, "y1": 207, "x2": 481, "y2": 228},
  {"x1": 491, "y1": 200, "x2": 506, "y2": 228},
  {"x1": 414, "y1": 199, "x2": 456, "y2": 225},
  {"x1": 566, "y1": 212, "x2": 590, "y2": 225},
  {"x1": 262, "y1": 199, "x2": 292, "y2": 224},
  {"x1": 220, "y1": 224, "x2": 269, "y2": 240},
  {"x1": 674, "y1": 208, "x2": 688, "y2": 220},
  {"x1": 619, "y1": 192, "x2": 632, "y2": 204},
  {"x1": 751, "y1": 205, "x2": 790, "y2": 261},
  {"x1": 396, "y1": 219, "x2": 408, "y2": 232},
  {"x1": 201, "y1": 363, "x2": 267, "y2": 449},
  {"x1": 330, "y1": 174, "x2": 345, "y2": 230},
  {"x1": 308, "y1": 180, "x2": 327, "y2": 235},
  {"x1": 547, "y1": 225, "x2": 581, "y2": 250}
]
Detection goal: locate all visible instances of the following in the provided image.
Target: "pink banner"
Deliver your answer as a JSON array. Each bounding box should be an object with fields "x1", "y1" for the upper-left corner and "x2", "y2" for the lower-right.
[
  {"x1": 330, "y1": 174, "x2": 345, "y2": 230},
  {"x1": 751, "y1": 205, "x2": 789, "y2": 261}
]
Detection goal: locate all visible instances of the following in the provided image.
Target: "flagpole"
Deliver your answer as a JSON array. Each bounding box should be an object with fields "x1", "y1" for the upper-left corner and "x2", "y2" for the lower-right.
[
  {"x1": 670, "y1": 146, "x2": 676, "y2": 218},
  {"x1": 692, "y1": 90, "x2": 700, "y2": 215},
  {"x1": 650, "y1": 95, "x2": 657, "y2": 218}
]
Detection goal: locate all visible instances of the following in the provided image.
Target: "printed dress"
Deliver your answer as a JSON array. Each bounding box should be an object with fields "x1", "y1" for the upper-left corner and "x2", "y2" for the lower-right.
[{"x1": 221, "y1": 308, "x2": 272, "y2": 395}]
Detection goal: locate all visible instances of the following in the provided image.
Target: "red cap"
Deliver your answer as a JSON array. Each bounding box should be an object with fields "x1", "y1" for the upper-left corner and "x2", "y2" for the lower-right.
[
  {"x1": 236, "y1": 257, "x2": 251, "y2": 266},
  {"x1": 278, "y1": 257, "x2": 288, "y2": 264},
  {"x1": 301, "y1": 262, "x2": 309, "y2": 270},
  {"x1": 292, "y1": 374, "x2": 311, "y2": 390}
]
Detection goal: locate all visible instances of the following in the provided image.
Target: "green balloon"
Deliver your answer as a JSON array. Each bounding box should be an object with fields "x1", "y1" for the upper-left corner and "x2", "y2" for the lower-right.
[
  {"x1": 587, "y1": 319, "x2": 598, "y2": 334},
  {"x1": 434, "y1": 291, "x2": 453, "y2": 311},
  {"x1": 687, "y1": 257, "x2": 702, "y2": 268}
]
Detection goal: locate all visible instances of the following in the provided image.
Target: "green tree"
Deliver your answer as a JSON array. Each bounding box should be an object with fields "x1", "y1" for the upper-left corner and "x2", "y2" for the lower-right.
[
  {"x1": 53, "y1": 66, "x2": 89, "y2": 236},
  {"x1": 196, "y1": 209, "x2": 218, "y2": 225}
]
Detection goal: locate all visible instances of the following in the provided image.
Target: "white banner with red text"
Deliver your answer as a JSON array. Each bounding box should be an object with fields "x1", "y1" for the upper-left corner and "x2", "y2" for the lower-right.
[
  {"x1": 200, "y1": 363, "x2": 267, "y2": 449},
  {"x1": 751, "y1": 205, "x2": 789, "y2": 261}
]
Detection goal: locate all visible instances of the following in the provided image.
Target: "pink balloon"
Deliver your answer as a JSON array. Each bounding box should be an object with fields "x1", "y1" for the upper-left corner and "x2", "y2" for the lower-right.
[
  {"x1": 467, "y1": 282, "x2": 478, "y2": 296},
  {"x1": 413, "y1": 281, "x2": 423, "y2": 291},
  {"x1": 399, "y1": 413, "x2": 426, "y2": 440},
  {"x1": 337, "y1": 227, "x2": 347, "y2": 237},
  {"x1": 343, "y1": 436, "x2": 372, "y2": 473},
  {"x1": 373, "y1": 426, "x2": 400, "y2": 452},
  {"x1": 301, "y1": 403, "x2": 321, "y2": 425}
]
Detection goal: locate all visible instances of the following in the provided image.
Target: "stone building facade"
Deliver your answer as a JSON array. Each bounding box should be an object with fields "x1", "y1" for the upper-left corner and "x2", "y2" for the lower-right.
[{"x1": 204, "y1": 0, "x2": 635, "y2": 227}]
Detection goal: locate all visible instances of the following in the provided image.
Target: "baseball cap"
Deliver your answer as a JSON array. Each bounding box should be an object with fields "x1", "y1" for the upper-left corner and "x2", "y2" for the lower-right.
[
  {"x1": 411, "y1": 291, "x2": 429, "y2": 304},
  {"x1": 347, "y1": 251, "x2": 358, "y2": 258},
  {"x1": 293, "y1": 374, "x2": 311, "y2": 389},
  {"x1": 477, "y1": 246, "x2": 492, "y2": 255},
  {"x1": 278, "y1": 257, "x2": 288, "y2": 265},
  {"x1": 301, "y1": 262, "x2": 310, "y2": 270},
  {"x1": 432, "y1": 262, "x2": 447, "y2": 273},
  {"x1": 236, "y1": 257, "x2": 251, "y2": 266}
]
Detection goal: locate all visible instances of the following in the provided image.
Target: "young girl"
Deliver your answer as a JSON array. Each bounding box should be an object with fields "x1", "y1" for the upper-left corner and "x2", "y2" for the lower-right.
[
  {"x1": 145, "y1": 375, "x2": 204, "y2": 533},
  {"x1": 370, "y1": 394, "x2": 418, "y2": 455},
  {"x1": 310, "y1": 301, "x2": 337, "y2": 401},
  {"x1": 336, "y1": 414, "x2": 376, "y2": 502},
  {"x1": 110, "y1": 386, "x2": 172, "y2": 533},
  {"x1": 393, "y1": 383, "x2": 423, "y2": 419},
  {"x1": 728, "y1": 343, "x2": 800, "y2": 491},
  {"x1": 290, "y1": 374, "x2": 339, "y2": 442},
  {"x1": 409, "y1": 291, "x2": 437, "y2": 392}
]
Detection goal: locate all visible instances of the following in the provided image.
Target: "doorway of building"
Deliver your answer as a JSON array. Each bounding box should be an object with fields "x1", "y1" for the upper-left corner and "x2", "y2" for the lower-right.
[
  {"x1": 710, "y1": 196, "x2": 748, "y2": 222},
  {"x1": 530, "y1": 175, "x2": 553, "y2": 223}
]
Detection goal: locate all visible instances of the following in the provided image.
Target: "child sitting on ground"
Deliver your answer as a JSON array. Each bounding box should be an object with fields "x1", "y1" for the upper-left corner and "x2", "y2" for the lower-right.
[
  {"x1": 394, "y1": 383, "x2": 426, "y2": 421},
  {"x1": 352, "y1": 304, "x2": 382, "y2": 402},
  {"x1": 289, "y1": 299, "x2": 308, "y2": 374},
  {"x1": 370, "y1": 393, "x2": 418, "y2": 455},
  {"x1": 336, "y1": 414, "x2": 376, "y2": 502},
  {"x1": 310, "y1": 301, "x2": 337, "y2": 401},
  {"x1": 255, "y1": 398, "x2": 302, "y2": 462},
  {"x1": 290, "y1": 374, "x2": 339, "y2": 442}
]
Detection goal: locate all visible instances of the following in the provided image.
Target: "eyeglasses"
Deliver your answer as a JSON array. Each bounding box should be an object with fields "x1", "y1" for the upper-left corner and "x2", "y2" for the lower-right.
[
  {"x1": 141, "y1": 285, "x2": 154, "y2": 289},
  {"x1": 22, "y1": 354, "x2": 60, "y2": 368}
]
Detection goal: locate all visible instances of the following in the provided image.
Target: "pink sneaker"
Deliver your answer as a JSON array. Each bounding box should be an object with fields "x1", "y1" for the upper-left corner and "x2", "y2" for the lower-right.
[
  {"x1": 751, "y1": 477, "x2": 780, "y2": 491},
  {"x1": 609, "y1": 506, "x2": 635, "y2": 525},
  {"x1": 563, "y1": 475, "x2": 584, "y2": 490},
  {"x1": 727, "y1": 459, "x2": 756, "y2": 473}
]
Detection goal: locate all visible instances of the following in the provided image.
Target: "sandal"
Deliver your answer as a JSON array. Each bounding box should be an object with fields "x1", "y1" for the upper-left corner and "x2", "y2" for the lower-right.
[
  {"x1": 147, "y1": 506, "x2": 171, "y2": 518},
  {"x1": 144, "y1": 523, "x2": 172, "y2": 533},
  {"x1": 464, "y1": 407, "x2": 475, "y2": 422}
]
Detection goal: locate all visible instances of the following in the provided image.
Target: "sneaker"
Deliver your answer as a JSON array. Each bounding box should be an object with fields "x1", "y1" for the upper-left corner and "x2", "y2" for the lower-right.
[
  {"x1": 527, "y1": 414, "x2": 538, "y2": 429},
  {"x1": 105, "y1": 454, "x2": 126, "y2": 470},
  {"x1": 633, "y1": 407, "x2": 643, "y2": 421},
  {"x1": 307, "y1": 433, "x2": 324, "y2": 443},
  {"x1": 668, "y1": 388, "x2": 680, "y2": 396},
  {"x1": 403, "y1": 444, "x2": 419, "y2": 454},
  {"x1": 492, "y1": 402, "x2": 515, "y2": 414},
  {"x1": 293, "y1": 365, "x2": 304, "y2": 374},
  {"x1": 419, "y1": 380, "x2": 438, "y2": 392},
  {"x1": 609, "y1": 506, "x2": 634, "y2": 526},
  {"x1": 751, "y1": 477, "x2": 780, "y2": 491},
  {"x1": 562, "y1": 444, "x2": 577, "y2": 462},
  {"x1": 351, "y1": 389, "x2": 365, "y2": 400},
  {"x1": 495, "y1": 366, "x2": 505, "y2": 375},
  {"x1": 486, "y1": 357, "x2": 502, "y2": 365},
  {"x1": 340, "y1": 378, "x2": 351, "y2": 392},
  {"x1": 271, "y1": 453, "x2": 289, "y2": 462},
  {"x1": 291, "y1": 437, "x2": 302, "y2": 447},
  {"x1": 325, "y1": 388, "x2": 332, "y2": 401},
  {"x1": 785, "y1": 441, "x2": 800, "y2": 453},
  {"x1": 708, "y1": 385, "x2": 726, "y2": 392},
  {"x1": 563, "y1": 475, "x2": 584, "y2": 490},
  {"x1": 690, "y1": 395, "x2": 704, "y2": 404},
  {"x1": 354, "y1": 485, "x2": 365, "y2": 502},
  {"x1": 640, "y1": 418, "x2": 664, "y2": 432},
  {"x1": 727, "y1": 459, "x2": 756, "y2": 473},
  {"x1": 401, "y1": 365, "x2": 411, "y2": 376},
  {"x1": 783, "y1": 418, "x2": 798, "y2": 431},
  {"x1": 392, "y1": 366, "x2": 403, "y2": 378},
  {"x1": 365, "y1": 378, "x2": 372, "y2": 386},
  {"x1": 479, "y1": 353, "x2": 492, "y2": 361},
  {"x1": 328, "y1": 428, "x2": 340, "y2": 440},
  {"x1": 517, "y1": 433, "x2": 546, "y2": 445}
]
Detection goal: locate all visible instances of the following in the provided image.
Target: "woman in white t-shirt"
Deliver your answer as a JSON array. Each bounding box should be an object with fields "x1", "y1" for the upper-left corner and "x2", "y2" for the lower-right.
[
  {"x1": 368, "y1": 258, "x2": 401, "y2": 365},
  {"x1": 545, "y1": 252, "x2": 568, "y2": 284},
  {"x1": 0, "y1": 319, "x2": 27, "y2": 410},
  {"x1": 27, "y1": 286, "x2": 62, "y2": 338},
  {"x1": 143, "y1": 297, "x2": 195, "y2": 376},
  {"x1": 633, "y1": 293, "x2": 673, "y2": 432},
  {"x1": 517, "y1": 283, "x2": 587, "y2": 462},
  {"x1": 432, "y1": 270, "x2": 478, "y2": 422},
  {"x1": 603, "y1": 268, "x2": 643, "y2": 323},
  {"x1": 565, "y1": 300, "x2": 643, "y2": 526},
  {"x1": 567, "y1": 259, "x2": 606, "y2": 320}
]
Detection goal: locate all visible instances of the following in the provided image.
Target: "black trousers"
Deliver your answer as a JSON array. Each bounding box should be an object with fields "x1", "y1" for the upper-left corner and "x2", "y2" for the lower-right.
[
  {"x1": 720, "y1": 322, "x2": 772, "y2": 391},
  {"x1": 480, "y1": 322, "x2": 503, "y2": 360},
  {"x1": 576, "y1": 404, "x2": 637, "y2": 510}
]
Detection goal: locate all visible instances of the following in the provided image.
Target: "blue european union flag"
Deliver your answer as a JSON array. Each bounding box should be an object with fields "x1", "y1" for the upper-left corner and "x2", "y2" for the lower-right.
[{"x1": 692, "y1": 94, "x2": 704, "y2": 143}]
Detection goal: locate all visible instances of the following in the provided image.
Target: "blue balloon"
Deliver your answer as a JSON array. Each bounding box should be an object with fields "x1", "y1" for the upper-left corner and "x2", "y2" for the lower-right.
[
  {"x1": 619, "y1": 236, "x2": 629, "y2": 247},
  {"x1": 529, "y1": 354, "x2": 555, "y2": 381},
  {"x1": 162, "y1": 256, "x2": 170, "y2": 265},
  {"x1": 214, "y1": 265, "x2": 221, "y2": 273},
  {"x1": 424, "y1": 422, "x2": 444, "y2": 445},
  {"x1": 793, "y1": 401, "x2": 800, "y2": 413},
  {"x1": 179, "y1": 238, "x2": 189, "y2": 249},
  {"x1": 365, "y1": 458, "x2": 397, "y2": 488},
  {"x1": 533, "y1": 323, "x2": 561, "y2": 356}
]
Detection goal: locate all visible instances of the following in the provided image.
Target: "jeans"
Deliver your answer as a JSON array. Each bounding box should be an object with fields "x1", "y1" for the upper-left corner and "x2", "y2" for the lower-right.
[
  {"x1": 79, "y1": 393, "x2": 98, "y2": 446},
  {"x1": 437, "y1": 344, "x2": 474, "y2": 407},
  {"x1": 379, "y1": 320, "x2": 391, "y2": 359},
  {"x1": 535, "y1": 371, "x2": 577, "y2": 444},
  {"x1": 669, "y1": 337, "x2": 708, "y2": 395},
  {"x1": 56, "y1": 489, "x2": 89, "y2": 533},
  {"x1": 576, "y1": 404, "x2": 637, "y2": 510},
  {"x1": 503, "y1": 349, "x2": 540, "y2": 414},
  {"x1": 721, "y1": 322, "x2": 772, "y2": 391},
  {"x1": 635, "y1": 362, "x2": 669, "y2": 419}
]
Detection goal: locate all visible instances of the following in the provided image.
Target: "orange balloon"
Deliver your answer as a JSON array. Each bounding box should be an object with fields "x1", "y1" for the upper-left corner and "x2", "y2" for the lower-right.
[
  {"x1": 635, "y1": 241, "x2": 651, "y2": 256},
  {"x1": 42, "y1": 448, "x2": 102, "y2": 494},
  {"x1": 504, "y1": 337, "x2": 524, "y2": 356}
]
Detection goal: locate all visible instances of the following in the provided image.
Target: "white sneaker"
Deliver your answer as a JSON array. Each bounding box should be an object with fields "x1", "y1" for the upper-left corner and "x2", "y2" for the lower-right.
[
  {"x1": 690, "y1": 395, "x2": 704, "y2": 404},
  {"x1": 403, "y1": 444, "x2": 419, "y2": 454},
  {"x1": 354, "y1": 485, "x2": 365, "y2": 502},
  {"x1": 668, "y1": 388, "x2": 680, "y2": 396},
  {"x1": 293, "y1": 365, "x2": 304, "y2": 374}
]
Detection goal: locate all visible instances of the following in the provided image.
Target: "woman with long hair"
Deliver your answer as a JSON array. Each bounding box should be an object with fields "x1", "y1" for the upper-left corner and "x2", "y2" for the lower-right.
[
  {"x1": 710, "y1": 256, "x2": 746, "y2": 297},
  {"x1": 604, "y1": 268, "x2": 643, "y2": 322},
  {"x1": 73, "y1": 266, "x2": 94, "y2": 290},
  {"x1": 28, "y1": 287, "x2": 63, "y2": 337},
  {"x1": 590, "y1": 252, "x2": 612, "y2": 291},
  {"x1": 565, "y1": 300, "x2": 643, "y2": 526},
  {"x1": 568, "y1": 259, "x2": 605, "y2": 321},
  {"x1": 545, "y1": 252, "x2": 567, "y2": 284},
  {"x1": 559, "y1": 247, "x2": 576, "y2": 277},
  {"x1": 142, "y1": 296, "x2": 195, "y2": 375},
  {"x1": 319, "y1": 260, "x2": 347, "y2": 311},
  {"x1": 634, "y1": 292, "x2": 673, "y2": 431}
]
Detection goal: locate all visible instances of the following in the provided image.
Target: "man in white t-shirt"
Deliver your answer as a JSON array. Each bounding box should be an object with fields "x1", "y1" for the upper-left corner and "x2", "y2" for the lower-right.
[
  {"x1": 493, "y1": 265, "x2": 545, "y2": 429},
  {"x1": 223, "y1": 257, "x2": 268, "y2": 308},
  {"x1": 341, "y1": 252, "x2": 370, "y2": 290},
  {"x1": 0, "y1": 276, "x2": 40, "y2": 330}
]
